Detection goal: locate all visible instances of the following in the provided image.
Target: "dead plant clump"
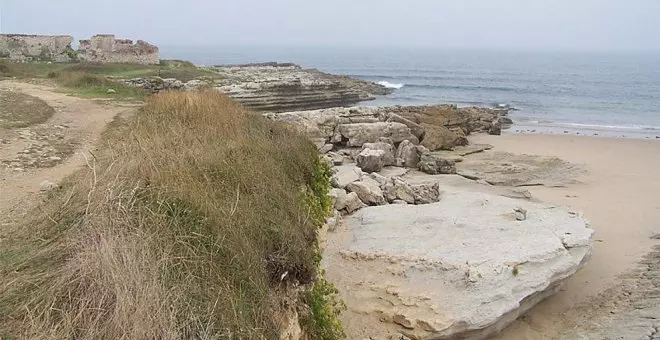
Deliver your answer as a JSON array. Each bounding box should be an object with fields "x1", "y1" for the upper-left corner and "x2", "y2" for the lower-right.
[{"x1": 0, "y1": 90, "x2": 330, "y2": 339}]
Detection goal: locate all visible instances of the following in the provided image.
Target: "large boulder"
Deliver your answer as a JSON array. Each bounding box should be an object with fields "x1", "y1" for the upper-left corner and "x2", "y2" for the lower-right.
[
  {"x1": 337, "y1": 122, "x2": 418, "y2": 147},
  {"x1": 383, "y1": 177, "x2": 416, "y2": 204},
  {"x1": 396, "y1": 140, "x2": 421, "y2": 168},
  {"x1": 418, "y1": 154, "x2": 457, "y2": 175},
  {"x1": 361, "y1": 141, "x2": 396, "y2": 166},
  {"x1": 323, "y1": 191, "x2": 594, "y2": 340},
  {"x1": 268, "y1": 109, "x2": 340, "y2": 140},
  {"x1": 330, "y1": 188, "x2": 364, "y2": 214},
  {"x1": 419, "y1": 124, "x2": 463, "y2": 151},
  {"x1": 346, "y1": 178, "x2": 386, "y2": 206},
  {"x1": 356, "y1": 149, "x2": 386, "y2": 173},
  {"x1": 385, "y1": 113, "x2": 426, "y2": 139},
  {"x1": 489, "y1": 119, "x2": 502, "y2": 135},
  {"x1": 331, "y1": 165, "x2": 363, "y2": 189}
]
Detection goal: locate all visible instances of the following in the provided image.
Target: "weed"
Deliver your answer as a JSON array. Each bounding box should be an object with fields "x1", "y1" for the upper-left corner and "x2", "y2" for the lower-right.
[{"x1": 302, "y1": 272, "x2": 346, "y2": 340}]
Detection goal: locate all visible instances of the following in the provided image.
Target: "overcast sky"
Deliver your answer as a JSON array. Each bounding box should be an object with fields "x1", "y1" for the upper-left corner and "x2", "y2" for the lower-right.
[{"x1": 1, "y1": 0, "x2": 658, "y2": 51}]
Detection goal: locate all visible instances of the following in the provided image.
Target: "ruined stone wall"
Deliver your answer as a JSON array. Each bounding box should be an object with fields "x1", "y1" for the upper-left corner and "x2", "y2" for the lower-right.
[
  {"x1": 0, "y1": 34, "x2": 74, "y2": 62},
  {"x1": 78, "y1": 35, "x2": 159, "y2": 64}
]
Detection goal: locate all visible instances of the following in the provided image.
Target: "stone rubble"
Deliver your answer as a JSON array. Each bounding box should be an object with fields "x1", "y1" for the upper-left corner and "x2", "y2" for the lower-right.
[{"x1": 267, "y1": 104, "x2": 510, "y2": 152}]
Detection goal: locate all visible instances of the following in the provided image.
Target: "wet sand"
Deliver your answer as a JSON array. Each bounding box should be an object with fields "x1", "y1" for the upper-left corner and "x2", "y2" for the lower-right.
[{"x1": 471, "y1": 134, "x2": 660, "y2": 339}]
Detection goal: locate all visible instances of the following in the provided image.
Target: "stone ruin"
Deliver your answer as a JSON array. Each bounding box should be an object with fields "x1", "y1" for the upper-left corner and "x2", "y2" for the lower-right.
[
  {"x1": 0, "y1": 34, "x2": 74, "y2": 62},
  {"x1": 0, "y1": 34, "x2": 159, "y2": 64},
  {"x1": 78, "y1": 35, "x2": 159, "y2": 65}
]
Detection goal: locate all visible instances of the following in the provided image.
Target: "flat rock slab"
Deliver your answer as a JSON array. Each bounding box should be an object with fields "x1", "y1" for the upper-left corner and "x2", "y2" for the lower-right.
[
  {"x1": 323, "y1": 190, "x2": 593, "y2": 340},
  {"x1": 456, "y1": 151, "x2": 584, "y2": 187},
  {"x1": 435, "y1": 144, "x2": 493, "y2": 158}
]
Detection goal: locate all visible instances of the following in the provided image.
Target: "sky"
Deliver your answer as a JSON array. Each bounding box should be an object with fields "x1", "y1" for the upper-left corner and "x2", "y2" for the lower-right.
[{"x1": 1, "y1": 0, "x2": 658, "y2": 52}]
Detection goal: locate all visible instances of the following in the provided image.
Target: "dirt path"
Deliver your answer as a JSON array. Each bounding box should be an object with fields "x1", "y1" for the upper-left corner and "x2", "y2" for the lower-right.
[{"x1": 0, "y1": 80, "x2": 139, "y2": 226}]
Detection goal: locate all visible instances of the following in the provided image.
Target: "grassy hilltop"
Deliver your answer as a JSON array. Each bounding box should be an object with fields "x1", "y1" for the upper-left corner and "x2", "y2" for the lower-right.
[{"x1": 0, "y1": 61, "x2": 343, "y2": 339}]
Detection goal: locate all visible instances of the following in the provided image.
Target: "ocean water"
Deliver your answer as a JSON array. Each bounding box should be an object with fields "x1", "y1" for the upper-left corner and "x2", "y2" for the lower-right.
[{"x1": 163, "y1": 46, "x2": 660, "y2": 138}]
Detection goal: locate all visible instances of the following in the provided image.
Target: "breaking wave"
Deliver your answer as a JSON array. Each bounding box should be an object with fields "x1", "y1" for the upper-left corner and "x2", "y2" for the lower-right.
[{"x1": 377, "y1": 81, "x2": 405, "y2": 89}]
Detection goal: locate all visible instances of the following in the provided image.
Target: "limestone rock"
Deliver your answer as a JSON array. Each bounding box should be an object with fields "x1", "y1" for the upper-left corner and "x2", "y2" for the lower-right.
[
  {"x1": 384, "y1": 178, "x2": 416, "y2": 204},
  {"x1": 333, "y1": 191, "x2": 364, "y2": 214},
  {"x1": 514, "y1": 207, "x2": 528, "y2": 221},
  {"x1": 323, "y1": 191, "x2": 594, "y2": 340},
  {"x1": 337, "y1": 122, "x2": 418, "y2": 147},
  {"x1": 212, "y1": 65, "x2": 391, "y2": 112},
  {"x1": 489, "y1": 119, "x2": 503, "y2": 135},
  {"x1": 386, "y1": 113, "x2": 426, "y2": 139},
  {"x1": 361, "y1": 142, "x2": 395, "y2": 166},
  {"x1": 327, "y1": 152, "x2": 344, "y2": 166},
  {"x1": 319, "y1": 144, "x2": 333, "y2": 154},
  {"x1": 269, "y1": 109, "x2": 341, "y2": 141},
  {"x1": 356, "y1": 149, "x2": 386, "y2": 173},
  {"x1": 418, "y1": 154, "x2": 457, "y2": 175},
  {"x1": 39, "y1": 180, "x2": 57, "y2": 192},
  {"x1": 411, "y1": 182, "x2": 441, "y2": 204},
  {"x1": 396, "y1": 140, "x2": 421, "y2": 168},
  {"x1": 456, "y1": 151, "x2": 584, "y2": 187},
  {"x1": 331, "y1": 165, "x2": 363, "y2": 189},
  {"x1": 368, "y1": 172, "x2": 389, "y2": 187},
  {"x1": 420, "y1": 124, "x2": 460, "y2": 151},
  {"x1": 347, "y1": 179, "x2": 386, "y2": 206},
  {"x1": 325, "y1": 210, "x2": 342, "y2": 231}
]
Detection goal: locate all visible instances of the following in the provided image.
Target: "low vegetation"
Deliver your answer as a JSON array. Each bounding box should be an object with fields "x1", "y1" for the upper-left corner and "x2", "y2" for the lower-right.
[
  {"x1": 0, "y1": 59, "x2": 221, "y2": 100},
  {"x1": 0, "y1": 90, "x2": 55, "y2": 128},
  {"x1": 0, "y1": 90, "x2": 338, "y2": 339},
  {"x1": 53, "y1": 71, "x2": 145, "y2": 99},
  {"x1": 0, "y1": 59, "x2": 217, "y2": 82}
]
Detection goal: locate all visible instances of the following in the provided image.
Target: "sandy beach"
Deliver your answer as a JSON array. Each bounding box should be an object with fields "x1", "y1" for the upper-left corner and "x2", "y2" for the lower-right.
[{"x1": 470, "y1": 134, "x2": 660, "y2": 338}]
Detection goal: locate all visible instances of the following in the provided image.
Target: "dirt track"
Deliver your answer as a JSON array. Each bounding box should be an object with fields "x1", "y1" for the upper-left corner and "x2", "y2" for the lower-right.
[{"x1": 0, "y1": 80, "x2": 138, "y2": 225}]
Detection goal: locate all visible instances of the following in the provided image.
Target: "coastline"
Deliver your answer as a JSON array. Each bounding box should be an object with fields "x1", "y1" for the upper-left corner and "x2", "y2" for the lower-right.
[
  {"x1": 505, "y1": 122, "x2": 660, "y2": 140},
  {"x1": 4, "y1": 54, "x2": 658, "y2": 338},
  {"x1": 471, "y1": 133, "x2": 660, "y2": 339}
]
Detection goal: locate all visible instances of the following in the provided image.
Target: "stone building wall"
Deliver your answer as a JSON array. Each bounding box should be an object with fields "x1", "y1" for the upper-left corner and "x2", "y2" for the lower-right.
[
  {"x1": 78, "y1": 35, "x2": 159, "y2": 64},
  {"x1": 0, "y1": 34, "x2": 74, "y2": 62}
]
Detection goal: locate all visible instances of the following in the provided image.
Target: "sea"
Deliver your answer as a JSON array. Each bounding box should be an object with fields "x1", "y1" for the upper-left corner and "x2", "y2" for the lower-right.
[{"x1": 163, "y1": 46, "x2": 660, "y2": 139}]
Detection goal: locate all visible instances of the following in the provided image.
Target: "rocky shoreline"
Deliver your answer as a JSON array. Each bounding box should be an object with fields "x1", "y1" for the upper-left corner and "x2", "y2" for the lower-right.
[
  {"x1": 120, "y1": 62, "x2": 394, "y2": 112},
  {"x1": 277, "y1": 106, "x2": 593, "y2": 340},
  {"x1": 118, "y1": 62, "x2": 596, "y2": 339}
]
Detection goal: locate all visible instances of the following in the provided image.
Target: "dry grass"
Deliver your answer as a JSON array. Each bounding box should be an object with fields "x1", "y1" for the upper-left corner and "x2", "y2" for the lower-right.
[{"x1": 0, "y1": 90, "x2": 330, "y2": 339}]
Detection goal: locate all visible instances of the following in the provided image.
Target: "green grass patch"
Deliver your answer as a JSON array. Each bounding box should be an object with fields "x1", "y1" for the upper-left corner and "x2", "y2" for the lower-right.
[
  {"x1": 52, "y1": 72, "x2": 145, "y2": 99},
  {"x1": 0, "y1": 59, "x2": 221, "y2": 82}
]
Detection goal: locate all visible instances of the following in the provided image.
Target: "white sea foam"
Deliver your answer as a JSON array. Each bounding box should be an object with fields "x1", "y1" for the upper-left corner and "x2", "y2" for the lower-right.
[{"x1": 377, "y1": 81, "x2": 405, "y2": 89}]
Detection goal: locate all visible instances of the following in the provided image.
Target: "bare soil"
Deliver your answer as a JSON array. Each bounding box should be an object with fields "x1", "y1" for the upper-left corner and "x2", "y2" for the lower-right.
[
  {"x1": 0, "y1": 80, "x2": 139, "y2": 227},
  {"x1": 0, "y1": 89, "x2": 55, "y2": 128}
]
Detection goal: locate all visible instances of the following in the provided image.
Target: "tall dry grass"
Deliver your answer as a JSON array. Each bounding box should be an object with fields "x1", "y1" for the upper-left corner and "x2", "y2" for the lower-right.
[{"x1": 0, "y1": 90, "x2": 329, "y2": 339}]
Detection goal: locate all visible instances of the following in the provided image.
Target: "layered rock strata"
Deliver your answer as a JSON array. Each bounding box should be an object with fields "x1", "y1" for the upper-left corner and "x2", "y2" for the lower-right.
[{"x1": 210, "y1": 63, "x2": 392, "y2": 112}]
